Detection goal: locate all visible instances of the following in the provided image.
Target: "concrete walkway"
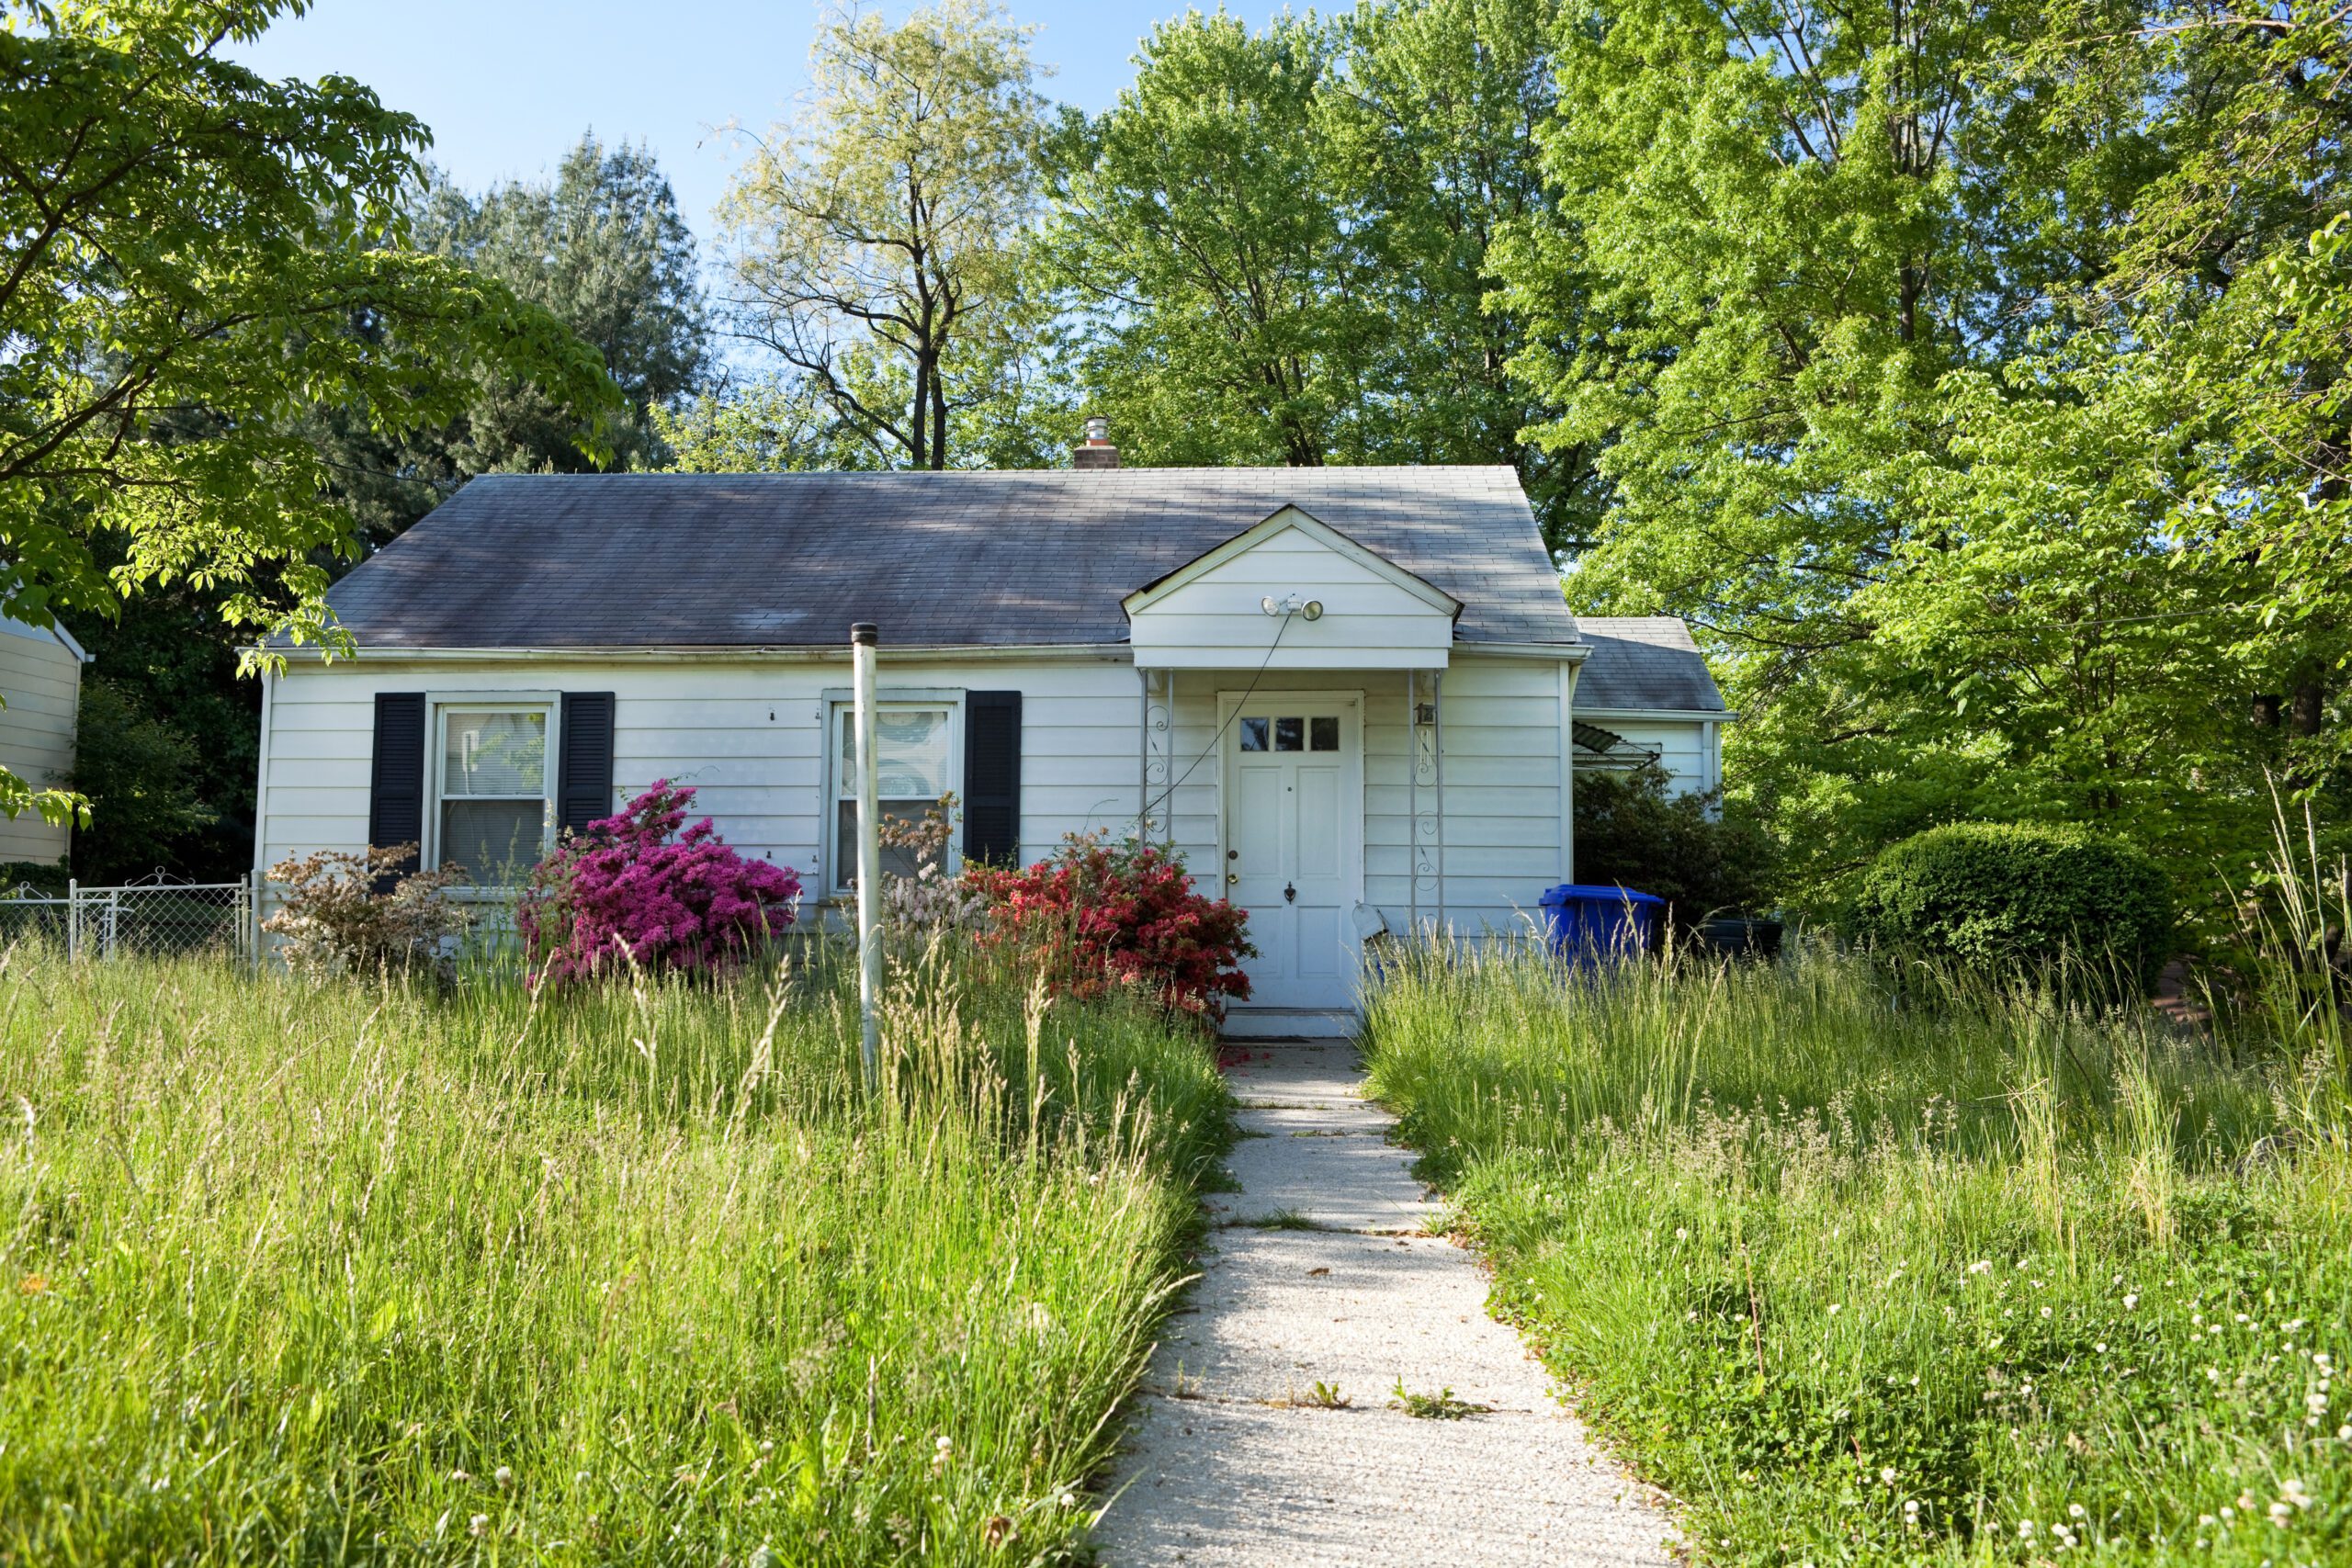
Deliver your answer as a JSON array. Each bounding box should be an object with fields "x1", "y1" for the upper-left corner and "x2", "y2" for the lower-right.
[{"x1": 1093, "y1": 1041, "x2": 1678, "y2": 1566}]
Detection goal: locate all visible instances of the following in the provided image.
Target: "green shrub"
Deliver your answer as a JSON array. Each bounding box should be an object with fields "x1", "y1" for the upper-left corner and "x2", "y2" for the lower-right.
[
  {"x1": 1852, "y1": 822, "x2": 2173, "y2": 984},
  {"x1": 1575, "y1": 760, "x2": 1776, "y2": 920}
]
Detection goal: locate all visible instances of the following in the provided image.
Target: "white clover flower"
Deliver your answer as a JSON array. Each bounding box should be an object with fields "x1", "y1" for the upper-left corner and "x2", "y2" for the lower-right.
[
  {"x1": 2122, "y1": 1292, "x2": 2138, "y2": 1309},
  {"x1": 2339, "y1": 1424, "x2": 2351, "y2": 1440},
  {"x1": 2018, "y1": 1520, "x2": 2037, "y2": 1539},
  {"x1": 2069, "y1": 1504, "x2": 2086, "y2": 1519},
  {"x1": 1881, "y1": 1467, "x2": 1896, "y2": 1484},
  {"x1": 1968, "y1": 1260, "x2": 1993, "y2": 1275},
  {"x1": 493, "y1": 1467, "x2": 513, "y2": 1489},
  {"x1": 469, "y1": 1515, "x2": 490, "y2": 1538},
  {"x1": 2309, "y1": 1393, "x2": 2331, "y2": 1415},
  {"x1": 2095, "y1": 1342, "x2": 2108, "y2": 1354},
  {"x1": 2267, "y1": 1501, "x2": 2291, "y2": 1525},
  {"x1": 1904, "y1": 1500, "x2": 1920, "y2": 1517},
  {"x1": 2041, "y1": 1306, "x2": 2053, "y2": 1319}
]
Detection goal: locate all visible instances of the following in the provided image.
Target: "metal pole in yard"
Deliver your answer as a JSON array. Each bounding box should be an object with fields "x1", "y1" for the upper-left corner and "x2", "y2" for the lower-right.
[
  {"x1": 66, "y1": 878, "x2": 78, "y2": 962},
  {"x1": 1433, "y1": 670, "x2": 1446, "y2": 940},
  {"x1": 851, "y1": 622, "x2": 883, "y2": 1086},
  {"x1": 1406, "y1": 672, "x2": 1419, "y2": 938}
]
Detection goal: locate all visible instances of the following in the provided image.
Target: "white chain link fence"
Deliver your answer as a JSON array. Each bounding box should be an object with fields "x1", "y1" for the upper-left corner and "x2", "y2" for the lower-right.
[{"x1": 0, "y1": 872, "x2": 256, "y2": 964}]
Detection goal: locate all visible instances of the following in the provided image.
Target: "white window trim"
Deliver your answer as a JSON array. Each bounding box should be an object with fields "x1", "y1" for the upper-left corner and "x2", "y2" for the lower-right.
[
  {"x1": 426, "y1": 692, "x2": 560, "y2": 895},
  {"x1": 822, "y1": 695, "x2": 962, "y2": 900}
]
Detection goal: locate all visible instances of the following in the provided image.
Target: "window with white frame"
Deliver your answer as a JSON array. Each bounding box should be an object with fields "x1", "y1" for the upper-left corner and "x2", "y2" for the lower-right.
[
  {"x1": 435, "y1": 705, "x2": 551, "y2": 885},
  {"x1": 831, "y1": 703, "x2": 954, "y2": 895}
]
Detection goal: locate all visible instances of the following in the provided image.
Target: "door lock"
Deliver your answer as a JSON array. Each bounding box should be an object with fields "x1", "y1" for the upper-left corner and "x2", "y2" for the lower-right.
[
  {"x1": 1283, "y1": 882, "x2": 1297, "y2": 903},
  {"x1": 1227, "y1": 873, "x2": 1239, "y2": 886}
]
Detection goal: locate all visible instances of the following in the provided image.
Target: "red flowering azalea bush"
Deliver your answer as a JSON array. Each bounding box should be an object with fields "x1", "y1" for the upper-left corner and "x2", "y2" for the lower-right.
[
  {"x1": 518, "y1": 781, "x2": 802, "y2": 987},
  {"x1": 967, "y1": 833, "x2": 1253, "y2": 1020}
]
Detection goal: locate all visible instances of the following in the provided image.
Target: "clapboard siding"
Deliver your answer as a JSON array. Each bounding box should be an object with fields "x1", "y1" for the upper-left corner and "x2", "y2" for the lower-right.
[
  {"x1": 256, "y1": 656, "x2": 1142, "y2": 908},
  {"x1": 255, "y1": 649, "x2": 1720, "y2": 951},
  {"x1": 0, "y1": 620, "x2": 83, "y2": 863}
]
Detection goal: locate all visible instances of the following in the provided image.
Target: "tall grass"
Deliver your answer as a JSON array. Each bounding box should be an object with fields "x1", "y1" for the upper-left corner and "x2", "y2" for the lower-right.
[
  {"x1": 1364, "y1": 932, "x2": 2349, "y2": 1565},
  {"x1": 0, "y1": 940, "x2": 1228, "y2": 1564}
]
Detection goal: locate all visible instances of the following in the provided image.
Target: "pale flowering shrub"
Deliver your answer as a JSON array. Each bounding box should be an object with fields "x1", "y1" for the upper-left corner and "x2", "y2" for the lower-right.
[
  {"x1": 517, "y1": 781, "x2": 801, "y2": 987},
  {"x1": 263, "y1": 844, "x2": 473, "y2": 980},
  {"x1": 875, "y1": 795, "x2": 989, "y2": 933}
]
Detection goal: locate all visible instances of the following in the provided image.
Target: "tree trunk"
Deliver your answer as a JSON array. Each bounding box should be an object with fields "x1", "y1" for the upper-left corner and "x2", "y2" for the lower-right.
[
  {"x1": 2253, "y1": 693, "x2": 2283, "y2": 728},
  {"x1": 2291, "y1": 682, "x2": 2324, "y2": 737}
]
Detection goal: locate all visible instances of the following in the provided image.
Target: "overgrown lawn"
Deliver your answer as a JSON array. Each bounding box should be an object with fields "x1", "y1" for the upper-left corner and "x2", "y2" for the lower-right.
[
  {"x1": 1364, "y1": 943, "x2": 2350, "y2": 1566},
  {"x1": 0, "y1": 942, "x2": 1228, "y2": 1564}
]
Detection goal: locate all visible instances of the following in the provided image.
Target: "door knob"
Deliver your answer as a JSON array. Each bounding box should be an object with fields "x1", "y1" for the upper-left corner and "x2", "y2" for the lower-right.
[{"x1": 1283, "y1": 882, "x2": 1297, "y2": 903}]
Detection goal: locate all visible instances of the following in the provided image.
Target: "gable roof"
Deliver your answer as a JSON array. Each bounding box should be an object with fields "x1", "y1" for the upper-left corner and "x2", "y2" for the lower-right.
[
  {"x1": 1574, "y1": 617, "x2": 1725, "y2": 712},
  {"x1": 1122, "y1": 504, "x2": 1464, "y2": 619},
  {"x1": 321, "y1": 467, "x2": 1577, "y2": 651}
]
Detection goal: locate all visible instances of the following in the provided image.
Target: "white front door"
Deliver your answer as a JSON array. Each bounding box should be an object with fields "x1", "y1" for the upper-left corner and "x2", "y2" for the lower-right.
[{"x1": 1220, "y1": 694, "x2": 1362, "y2": 1012}]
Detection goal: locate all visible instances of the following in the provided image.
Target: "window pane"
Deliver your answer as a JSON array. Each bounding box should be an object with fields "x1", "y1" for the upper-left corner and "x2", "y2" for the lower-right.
[
  {"x1": 1310, "y1": 716, "x2": 1339, "y2": 751},
  {"x1": 836, "y1": 798, "x2": 937, "y2": 889},
  {"x1": 1274, "y1": 716, "x2": 1304, "y2": 751},
  {"x1": 1238, "y1": 716, "x2": 1269, "y2": 752},
  {"x1": 445, "y1": 711, "x2": 545, "y2": 797},
  {"x1": 838, "y1": 708, "x2": 952, "y2": 798},
  {"x1": 442, "y1": 799, "x2": 543, "y2": 882}
]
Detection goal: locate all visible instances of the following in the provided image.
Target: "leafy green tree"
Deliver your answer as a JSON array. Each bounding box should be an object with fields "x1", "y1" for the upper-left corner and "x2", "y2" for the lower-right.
[
  {"x1": 1045, "y1": 11, "x2": 1378, "y2": 467},
  {"x1": 1327, "y1": 0, "x2": 1599, "y2": 549},
  {"x1": 412, "y1": 134, "x2": 709, "y2": 484},
  {"x1": 64, "y1": 681, "x2": 217, "y2": 886},
  {"x1": 0, "y1": 0, "x2": 619, "y2": 830},
  {"x1": 719, "y1": 0, "x2": 1049, "y2": 470},
  {"x1": 1495, "y1": 0, "x2": 2350, "y2": 920}
]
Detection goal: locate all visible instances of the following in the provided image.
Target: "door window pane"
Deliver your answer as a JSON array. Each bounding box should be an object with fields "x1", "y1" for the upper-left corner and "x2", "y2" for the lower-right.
[
  {"x1": 1238, "y1": 716, "x2": 1269, "y2": 752},
  {"x1": 1274, "y1": 716, "x2": 1304, "y2": 751},
  {"x1": 1309, "y1": 716, "x2": 1339, "y2": 751}
]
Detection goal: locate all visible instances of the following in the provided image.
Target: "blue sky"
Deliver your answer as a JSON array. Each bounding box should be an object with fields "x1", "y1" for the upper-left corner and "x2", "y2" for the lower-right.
[{"x1": 234, "y1": 1, "x2": 1258, "y2": 248}]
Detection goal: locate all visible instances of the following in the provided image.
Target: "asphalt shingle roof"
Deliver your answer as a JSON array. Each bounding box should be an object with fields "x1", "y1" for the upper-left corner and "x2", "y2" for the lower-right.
[
  {"x1": 1574, "y1": 617, "x2": 1725, "y2": 712},
  {"x1": 323, "y1": 467, "x2": 1581, "y2": 650}
]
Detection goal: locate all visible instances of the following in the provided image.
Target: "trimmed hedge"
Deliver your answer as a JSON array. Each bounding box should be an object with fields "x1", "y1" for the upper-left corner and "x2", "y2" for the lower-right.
[{"x1": 1852, "y1": 823, "x2": 2173, "y2": 986}]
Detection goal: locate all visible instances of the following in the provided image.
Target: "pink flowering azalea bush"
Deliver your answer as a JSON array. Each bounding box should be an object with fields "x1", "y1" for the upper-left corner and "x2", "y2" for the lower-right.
[{"x1": 518, "y1": 781, "x2": 802, "y2": 987}]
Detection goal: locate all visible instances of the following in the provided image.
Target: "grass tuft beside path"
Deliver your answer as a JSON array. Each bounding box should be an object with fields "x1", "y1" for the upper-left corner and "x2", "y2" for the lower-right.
[
  {"x1": 0, "y1": 942, "x2": 1228, "y2": 1565},
  {"x1": 1363, "y1": 942, "x2": 2351, "y2": 1566}
]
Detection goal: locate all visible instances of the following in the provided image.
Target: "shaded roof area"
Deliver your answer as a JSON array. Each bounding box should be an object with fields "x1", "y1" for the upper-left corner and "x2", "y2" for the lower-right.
[
  {"x1": 1574, "y1": 617, "x2": 1725, "y2": 712},
  {"x1": 323, "y1": 467, "x2": 1580, "y2": 650}
]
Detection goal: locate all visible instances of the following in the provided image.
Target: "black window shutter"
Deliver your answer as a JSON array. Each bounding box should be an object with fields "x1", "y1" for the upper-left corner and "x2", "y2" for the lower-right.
[
  {"x1": 368, "y1": 693, "x2": 426, "y2": 889},
  {"x1": 962, "y1": 691, "x2": 1022, "y2": 865},
  {"x1": 560, "y1": 693, "x2": 616, "y2": 836}
]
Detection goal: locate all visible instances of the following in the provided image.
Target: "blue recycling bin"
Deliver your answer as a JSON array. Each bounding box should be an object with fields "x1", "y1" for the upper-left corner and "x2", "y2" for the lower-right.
[{"x1": 1538, "y1": 884, "x2": 1666, "y2": 961}]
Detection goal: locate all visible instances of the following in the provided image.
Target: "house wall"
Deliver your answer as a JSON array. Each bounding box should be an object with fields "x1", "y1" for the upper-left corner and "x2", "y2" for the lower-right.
[
  {"x1": 1127, "y1": 518, "x2": 1455, "y2": 671},
  {"x1": 0, "y1": 617, "x2": 83, "y2": 864},
  {"x1": 254, "y1": 649, "x2": 1718, "y2": 935},
  {"x1": 255, "y1": 652, "x2": 1148, "y2": 911},
  {"x1": 1576, "y1": 712, "x2": 1723, "y2": 798},
  {"x1": 1156, "y1": 652, "x2": 1575, "y2": 942}
]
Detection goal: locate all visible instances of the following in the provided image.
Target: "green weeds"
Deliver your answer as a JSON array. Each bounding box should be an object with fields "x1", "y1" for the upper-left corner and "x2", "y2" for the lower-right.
[
  {"x1": 1364, "y1": 938, "x2": 2350, "y2": 1565},
  {"x1": 0, "y1": 942, "x2": 1229, "y2": 1564}
]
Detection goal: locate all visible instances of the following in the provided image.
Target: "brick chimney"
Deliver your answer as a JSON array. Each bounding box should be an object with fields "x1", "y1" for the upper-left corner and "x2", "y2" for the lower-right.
[{"x1": 1073, "y1": 413, "x2": 1120, "y2": 469}]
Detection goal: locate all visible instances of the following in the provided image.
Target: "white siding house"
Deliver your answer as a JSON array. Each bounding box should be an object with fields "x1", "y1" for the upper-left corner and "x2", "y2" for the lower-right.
[
  {"x1": 254, "y1": 459, "x2": 1724, "y2": 1033},
  {"x1": 0, "y1": 614, "x2": 87, "y2": 865}
]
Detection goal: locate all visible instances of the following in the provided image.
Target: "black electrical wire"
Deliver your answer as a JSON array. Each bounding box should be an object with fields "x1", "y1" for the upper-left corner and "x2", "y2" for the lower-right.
[{"x1": 1134, "y1": 606, "x2": 1295, "y2": 837}]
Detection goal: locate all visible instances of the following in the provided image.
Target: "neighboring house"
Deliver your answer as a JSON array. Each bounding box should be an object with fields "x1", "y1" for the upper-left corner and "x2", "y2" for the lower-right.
[
  {"x1": 0, "y1": 613, "x2": 88, "y2": 867},
  {"x1": 253, "y1": 449, "x2": 1724, "y2": 1034}
]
